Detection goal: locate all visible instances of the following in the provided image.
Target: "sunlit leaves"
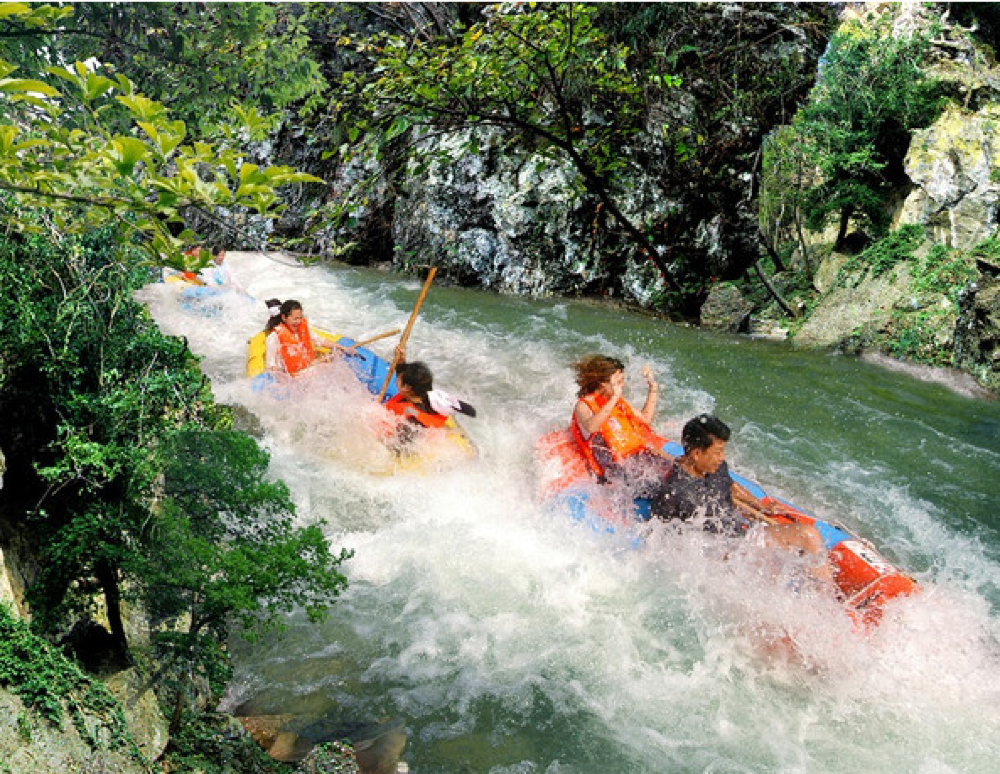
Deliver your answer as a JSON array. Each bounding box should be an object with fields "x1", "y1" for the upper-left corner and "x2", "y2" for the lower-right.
[
  {"x1": 0, "y1": 76, "x2": 59, "y2": 97},
  {"x1": 0, "y1": 31, "x2": 327, "y2": 268},
  {"x1": 108, "y1": 136, "x2": 147, "y2": 175},
  {"x1": 116, "y1": 93, "x2": 169, "y2": 122}
]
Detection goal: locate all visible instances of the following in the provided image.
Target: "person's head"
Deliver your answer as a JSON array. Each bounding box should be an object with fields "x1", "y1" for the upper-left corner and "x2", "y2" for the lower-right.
[
  {"x1": 681, "y1": 414, "x2": 731, "y2": 476},
  {"x1": 209, "y1": 244, "x2": 227, "y2": 265},
  {"x1": 263, "y1": 298, "x2": 283, "y2": 332},
  {"x1": 573, "y1": 355, "x2": 625, "y2": 397},
  {"x1": 280, "y1": 299, "x2": 304, "y2": 331},
  {"x1": 396, "y1": 361, "x2": 434, "y2": 406}
]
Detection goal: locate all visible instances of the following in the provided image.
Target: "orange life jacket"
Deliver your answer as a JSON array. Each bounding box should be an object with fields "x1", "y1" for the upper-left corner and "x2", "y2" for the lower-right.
[
  {"x1": 274, "y1": 321, "x2": 315, "y2": 375},
  {"x1": 571, "y1": 392, "x2": 659, "y2": 477},
  {"x1": 385, "y1": 394, "x2": 449, "y2": 429}
]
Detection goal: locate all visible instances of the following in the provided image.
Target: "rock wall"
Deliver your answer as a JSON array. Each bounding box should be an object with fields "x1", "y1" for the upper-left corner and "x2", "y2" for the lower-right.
[
  {"x1": 898, "y1": 104, "x2": 1000, "y2": 250},
  {"x1": 390, "y1": 127, "x2": 669, "y2": 302},
  {"x1": 786, "y1": 5, "x2": 1000, "y2": 390}
]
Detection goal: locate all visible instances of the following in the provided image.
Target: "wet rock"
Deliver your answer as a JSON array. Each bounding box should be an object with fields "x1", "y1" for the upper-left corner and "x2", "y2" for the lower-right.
[
  {"x1": 700, "y1": 283, "x2": 753, "y2": 332},
  {"x1": 228, "y1": 403, "x2": 266, "y2": 438},
  {"x1": 954, "y1": 277, "x2": 1000, "y2": 390},
  {"x1": 240, "y1": 714, "x2": 314, "y2": 763},
  {"x1": 239, "y1": 712, "x2": 408, "y2": 774},
  {"x1": 350, "y1": 718, "x2": 407, "y2": 774}
]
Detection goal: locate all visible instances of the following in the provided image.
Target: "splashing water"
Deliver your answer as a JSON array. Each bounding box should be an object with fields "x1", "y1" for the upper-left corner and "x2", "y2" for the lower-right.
[{"x1": 138, "y1": 252, "x2": 1000, "y2": 774}]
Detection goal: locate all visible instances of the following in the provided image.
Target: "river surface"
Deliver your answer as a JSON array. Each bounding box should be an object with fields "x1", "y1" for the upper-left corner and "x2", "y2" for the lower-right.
[{"x1": 140, "y1": 251, "x2": 1000, "y2": 774}]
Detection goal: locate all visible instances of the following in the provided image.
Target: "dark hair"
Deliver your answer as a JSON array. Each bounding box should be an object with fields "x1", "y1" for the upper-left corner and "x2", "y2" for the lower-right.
[
  {"x1": 280, "y1": 299, "x2": 303, "y2": 319},
  {"x1": 681, "y1": 414, "x2": 731, "y2": 453},
  {"x1": 263, "y1": 298, "x2": 283, "y2": 333},
  {"x1": 396, "y1": 361, "x2": 435, "y2": 409},
  {"x1": 573, "y1": 355, "x2": 625, "y2": 397}
]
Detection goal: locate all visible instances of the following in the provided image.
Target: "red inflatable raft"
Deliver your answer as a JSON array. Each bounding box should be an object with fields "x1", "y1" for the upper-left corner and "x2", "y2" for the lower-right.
[{"x1": 536, "y1": 428, "x2": 919, "y2": 629}]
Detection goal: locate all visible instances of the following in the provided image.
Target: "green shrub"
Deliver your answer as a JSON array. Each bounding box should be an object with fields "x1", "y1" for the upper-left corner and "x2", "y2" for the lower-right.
[{"x1": 0, "y1": 606, "x2": 140, "y2": 758}]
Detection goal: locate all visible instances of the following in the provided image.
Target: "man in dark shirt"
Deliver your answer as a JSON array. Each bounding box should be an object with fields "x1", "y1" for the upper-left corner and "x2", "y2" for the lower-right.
[
  {"x1": 657, "y1": 456, "x2": 752, "y2": 535},
  {"x1": 654, "y1": 415, "x2": 830, "y2": 570}
]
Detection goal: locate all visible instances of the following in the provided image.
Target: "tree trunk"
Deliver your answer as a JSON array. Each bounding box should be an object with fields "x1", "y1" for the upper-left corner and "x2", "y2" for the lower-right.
[
  {"x1": 94, "y1": 558, "x2": 131, "y2": 663},
  {"x1": 760, "y1": 228, "x2": 787, "y2": 273},
  {"x1": 834, "y1": 206, "x2": 853, "y2": 251},
  {"x1": 754, "y1": 250, "x2": 798, "y2": 319},
  {"x1": 794, "y1": 208, "x2": 813, "y2": 276}
]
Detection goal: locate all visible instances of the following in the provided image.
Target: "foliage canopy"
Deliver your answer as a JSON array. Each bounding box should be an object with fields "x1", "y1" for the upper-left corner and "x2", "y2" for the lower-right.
[
  {"x1": 790, "y1": 13, "x2": 945, "y2": 246},
  {"x1": 0, "y1": 3, "x2": 322, "y2": 272},
  {"x1": 0, "y1": 218, "x2": 350, "y2": 698}
]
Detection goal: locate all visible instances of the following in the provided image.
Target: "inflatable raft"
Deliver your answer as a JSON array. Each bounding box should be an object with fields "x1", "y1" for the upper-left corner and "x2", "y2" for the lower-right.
[
  {"x1": 536, "y1": 428, "x2": 918, "y2": 628},
  {"x1": 247, "y1": 329, "x2": 476, "y2": 473}
]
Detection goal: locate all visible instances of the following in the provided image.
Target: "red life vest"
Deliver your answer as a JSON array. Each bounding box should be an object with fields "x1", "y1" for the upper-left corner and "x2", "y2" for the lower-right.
[
  {"x1": 385, "y1": 394, "x2": 449, "y2": 429},
  {"x1": 274, "y1": 321, "x2": 315, "y2": 375},
  {"x1": 571, "y1": 392, "x2": 662, "y2": 477}
]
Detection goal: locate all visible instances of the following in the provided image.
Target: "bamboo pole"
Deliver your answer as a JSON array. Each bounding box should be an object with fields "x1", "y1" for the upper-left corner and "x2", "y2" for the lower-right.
[{"x1": 378, "y1": 267, "x2": 437, "y2": 400}]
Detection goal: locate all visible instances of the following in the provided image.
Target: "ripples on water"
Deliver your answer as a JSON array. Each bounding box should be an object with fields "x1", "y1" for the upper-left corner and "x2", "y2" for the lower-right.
[{"x1": 138, "y1": 252, "x2": 1000, "y2": 774}]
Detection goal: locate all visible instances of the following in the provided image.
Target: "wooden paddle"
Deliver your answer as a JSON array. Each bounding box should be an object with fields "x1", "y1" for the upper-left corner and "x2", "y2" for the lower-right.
[
  {"x1": 354, "y1": 328, "x2": 401, "y2": 348},
  {"x1": 378, "y1": 267, "x2": 438, "y2": 400}
]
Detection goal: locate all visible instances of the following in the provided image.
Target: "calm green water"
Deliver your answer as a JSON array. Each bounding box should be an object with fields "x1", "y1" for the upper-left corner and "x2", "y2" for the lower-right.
[{"x1": 142, "y1": 253, "x2": 1000, "y2": 774}]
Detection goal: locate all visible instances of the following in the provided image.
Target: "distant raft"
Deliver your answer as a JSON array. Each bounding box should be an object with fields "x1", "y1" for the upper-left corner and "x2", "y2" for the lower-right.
[{"x1": 535, "y1": 427, "x2": 919, "y2": 629}]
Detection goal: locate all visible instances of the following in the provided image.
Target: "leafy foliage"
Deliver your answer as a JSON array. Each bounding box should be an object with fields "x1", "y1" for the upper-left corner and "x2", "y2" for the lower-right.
[
  {"x1": 323, "y1": 3, "x2": 834, "y2": 316},
  {"x1": 856, "y1": 223, "x2": 926, "y2": 277},
  {"x1": 0, "y1": 220, "x2": 350, "y2": 696},
  {"x1": 159, "y1": 708, "x2": 294, "y2": 774},
  {"x1": 791, "y1": 11, "x2": 946, "y2": 244},
  {"x1": 0, "y1": 605, "x2": 140, "y2": 757},
  {"x1": 333, "y1": 3, "x2": 681, "y2": 290},
  {"x1": 0, "y1": 3, "x2": 322, "y2": 271}
]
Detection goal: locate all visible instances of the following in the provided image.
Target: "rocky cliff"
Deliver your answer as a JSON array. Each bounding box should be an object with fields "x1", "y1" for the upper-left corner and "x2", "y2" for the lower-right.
[{"x1": 781, "y1": 4, "x2": 1000, "y2": 392}]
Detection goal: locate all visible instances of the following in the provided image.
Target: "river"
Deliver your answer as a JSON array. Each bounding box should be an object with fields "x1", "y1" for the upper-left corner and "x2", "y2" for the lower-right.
[{"x1": 139, "y1": 251, "x2": 1000, "y2": 774}]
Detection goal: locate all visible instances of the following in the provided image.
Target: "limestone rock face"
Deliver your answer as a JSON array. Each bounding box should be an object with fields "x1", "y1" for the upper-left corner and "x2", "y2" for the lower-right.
[
  {"x1": 103, "y1": 668, "x2": 170, "y2": 762},
  {"x1": 700, "y1": 283, "x2": 753, "y2": 332},
  {"x1": 0, "y1": 690, "x2": 147, "y2": 774},
  {"x1": 390, "y1": 127, "x2": 643, "y2": 299},
  {"x1": 794, "y1": 262, "x2": 914, "y2": 349},
  {"x1": 954, "y1": 257, "x2": 1000, "y2": 390},
  {"x1": 813, "y1": 251, "x2": 850, "y2": 294},
  {"x1": 898, "y1": 104, "x2": 1000, "y2": 250}
]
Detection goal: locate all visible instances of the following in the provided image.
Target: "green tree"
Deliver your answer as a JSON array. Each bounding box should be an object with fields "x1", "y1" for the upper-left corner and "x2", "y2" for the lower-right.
[
  {"x1": 792, "y1": 12, "x2": 945, "y2": 248},
  {"x1": 0, "y1": 3, "x2": 322, "y2": 272},
  {"x1": 142, "y1": 427, "x2": 350, "y2": 731},
  {"x1": 759, "y1": 124, "x2": 814, "y2": 275},
  {"x1": 0, "y1": 221, "x2": 349, "y2": 677},
  {"x1": 334, "y1": 2, "x2": 685, "y2": 293},
  {"x1": 59, "y1": 3, "x2": 329, "y2": 130}
]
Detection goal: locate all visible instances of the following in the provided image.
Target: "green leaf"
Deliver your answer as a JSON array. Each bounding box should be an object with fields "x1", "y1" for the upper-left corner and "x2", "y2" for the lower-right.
[
  {"x1": 0, "y1": 4, "x2": 31, "y2": 19},
  {"x1": 109, "y1": 137, "x2": 148, "y2": 176},
  {"x1": 83, "y1": 73, "x2": 116, "y2": 103},
  {"x1": 0, "y1": 78, "x2": 59, "y2": 97},
  {"x1": 117, "y1": 94, "x2": 166, "y2": 121}
]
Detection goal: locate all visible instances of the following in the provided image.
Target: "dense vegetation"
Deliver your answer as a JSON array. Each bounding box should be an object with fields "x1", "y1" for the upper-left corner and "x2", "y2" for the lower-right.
[
  {"x1": 2, "y1": 0, "x2": 998, "y2": 765},
  {"x1": 0, "y1": 220, "x2": 351, "y2": 740},
  {"x1": 0, "y1": 604, "x2": 139, "y2": 760},
  {"x1": 325, "y1": 2, "x2": 836, "y2": 313},
  {"x1": 0, "y1": 3, "x2": 351, "y2": 765}
]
